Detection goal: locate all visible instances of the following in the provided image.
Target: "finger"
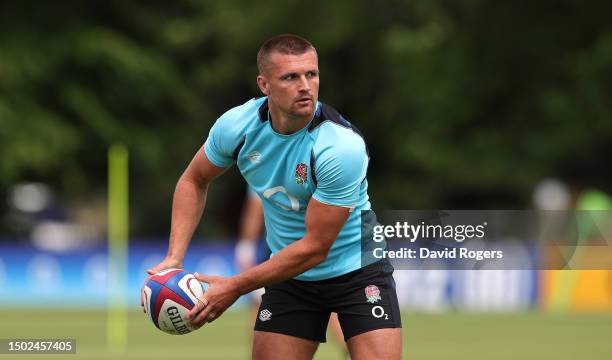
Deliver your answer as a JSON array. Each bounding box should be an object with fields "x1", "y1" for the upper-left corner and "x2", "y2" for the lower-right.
[
  {"x1": 191, "y1": 303, "x2": 213, "y2": 327},
  {"x1": 197, "y1": 296, "x2": 209, "y2": 307},
  {"x1": 186, "y1": 296, "x2": 208, "y2": 321},
  {"x1": 194, "y1": 273, "x2": 220, "y2": 283},
  {"x1": 191, "y1": 295, "x2": 217, "y2": 326},
  {"x1": 206, "y1": 309, "x2": 224, "y2": 323},
  {"x1": 140, "y1": 290, "x2": 146, "y2": 313},
  {"x1": 147, "y1": 265, "x2": 165, "y2": 275}
]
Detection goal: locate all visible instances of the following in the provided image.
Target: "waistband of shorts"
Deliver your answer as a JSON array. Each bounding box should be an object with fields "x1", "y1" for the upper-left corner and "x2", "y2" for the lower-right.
[{"x1": 295, "y1": 259, "x2": 393, "y2": 285}]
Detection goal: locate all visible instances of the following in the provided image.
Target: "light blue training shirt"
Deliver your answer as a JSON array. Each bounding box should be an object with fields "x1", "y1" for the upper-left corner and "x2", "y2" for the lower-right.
[{"x1": 204, "y1": 97, "x2": 372, "y2": 280}]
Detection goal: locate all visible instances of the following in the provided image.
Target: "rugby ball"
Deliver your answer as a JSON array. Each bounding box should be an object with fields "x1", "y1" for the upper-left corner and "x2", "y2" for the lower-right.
[{"x1": 141, "y1": 268, "x2": 204, "y2": 335}]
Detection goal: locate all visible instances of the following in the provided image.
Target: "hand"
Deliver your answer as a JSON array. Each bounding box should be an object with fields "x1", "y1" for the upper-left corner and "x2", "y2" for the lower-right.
[
  {"x1": 147, "y1": 256, "x2": 182, "y2": 275},
  {"x1": 187, "y1": 274, "x2": 242, "y2": 328}
]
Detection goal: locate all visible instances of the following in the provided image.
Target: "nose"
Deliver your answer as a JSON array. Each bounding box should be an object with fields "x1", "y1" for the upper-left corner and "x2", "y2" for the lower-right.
[{"x1": 298, "y1": 75, "x2": 310, "y2": 92}]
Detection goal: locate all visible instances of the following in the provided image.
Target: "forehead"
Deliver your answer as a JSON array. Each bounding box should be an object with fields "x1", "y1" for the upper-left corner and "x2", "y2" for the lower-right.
[{"x1": 264, "y1": 50, "x2": 318, "y2": 75}]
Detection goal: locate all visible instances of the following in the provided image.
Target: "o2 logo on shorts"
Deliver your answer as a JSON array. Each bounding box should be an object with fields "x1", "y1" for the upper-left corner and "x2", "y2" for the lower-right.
[
  {"x1": 371, "y1": 306, "x2": 389, "y2": 320},
  {"x1": 365, "y1": 285, "x2": 388, "y2": 320}
]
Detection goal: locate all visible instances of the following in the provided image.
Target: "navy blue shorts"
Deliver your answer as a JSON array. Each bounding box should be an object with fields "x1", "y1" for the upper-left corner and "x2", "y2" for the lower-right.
[{"x1": 254, "y1": 260, "x2": 402, "y2": 342}]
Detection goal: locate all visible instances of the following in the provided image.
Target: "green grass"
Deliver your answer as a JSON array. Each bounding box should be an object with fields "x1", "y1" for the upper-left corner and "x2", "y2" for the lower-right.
[{"x1": 0, "y1": 309, "x2": 611, "y2": 359}]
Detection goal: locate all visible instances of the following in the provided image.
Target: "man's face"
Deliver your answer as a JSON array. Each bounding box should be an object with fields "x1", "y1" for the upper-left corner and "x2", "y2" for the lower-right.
[{"x1": 257, "y1": 50, "x2": 319, "y2": 120}]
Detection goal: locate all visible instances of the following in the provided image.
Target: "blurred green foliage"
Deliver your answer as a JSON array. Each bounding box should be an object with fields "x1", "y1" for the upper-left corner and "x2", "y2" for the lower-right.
[{"x1": 1, "y1": 0, "x2": 611, "y2": 236}]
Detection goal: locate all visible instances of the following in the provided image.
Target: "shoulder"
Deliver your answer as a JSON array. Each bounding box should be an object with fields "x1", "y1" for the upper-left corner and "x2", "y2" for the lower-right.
[
  {"x1": 309, "y1": 103, "x2": 369, "y2": 203},
  {"x1": 204, "y1": 97, "x2": 267, "y2": 167},
  {"x1": 214, "y1": 97, "x2": 267, "y2": 135},
  {"x1": 310, "y1": 102, "x2": 368, "y2": 159}
]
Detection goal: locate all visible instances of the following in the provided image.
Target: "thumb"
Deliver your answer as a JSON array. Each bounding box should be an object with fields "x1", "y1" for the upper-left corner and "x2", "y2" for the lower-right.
[
  {"x1": 194, "y1": 273, "x2": 220, "y2": 284},
  {"x1": 147, "y1": 265, "x2": 164, "y2": 275}
]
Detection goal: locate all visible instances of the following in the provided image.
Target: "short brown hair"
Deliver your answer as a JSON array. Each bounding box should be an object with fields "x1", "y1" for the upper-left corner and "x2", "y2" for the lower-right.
[{"x1": 257, "y1": 34, "x2": 316, "y2": 74}]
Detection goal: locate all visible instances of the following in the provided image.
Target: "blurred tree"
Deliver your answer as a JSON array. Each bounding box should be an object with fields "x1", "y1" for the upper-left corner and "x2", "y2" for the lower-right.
[{"x1": 1, "y1": 0, "x2": 611, "y2": 236}]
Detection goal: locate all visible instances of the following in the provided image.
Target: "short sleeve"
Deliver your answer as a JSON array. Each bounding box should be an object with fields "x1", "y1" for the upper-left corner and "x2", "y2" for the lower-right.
[
  {"x1": 312, "y1": 139, "x2": 368, "y2": 208},
  {"x1": 204, "y1": 114, "x2": 238, "y2": 168}
]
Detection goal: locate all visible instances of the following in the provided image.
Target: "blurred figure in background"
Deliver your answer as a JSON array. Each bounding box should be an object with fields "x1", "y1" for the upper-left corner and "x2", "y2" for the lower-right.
[
  {"x1": 235, "y1": 187, "x2": 266, "y2": 322},
  {"x1": 532, "y1": 178, "x2": 571, "y2": 212},
  {"x1": 236, "y1": 188, "x2": 350, "y2": 358},
  {"x1": 535, "y1": 179, "x2": 612, "y2": 312}
]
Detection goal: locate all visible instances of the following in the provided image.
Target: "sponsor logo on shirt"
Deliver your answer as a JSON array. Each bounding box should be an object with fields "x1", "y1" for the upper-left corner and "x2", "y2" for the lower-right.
[{"x1": 248, "y1": 151, "x2": 262, "y2": 164}]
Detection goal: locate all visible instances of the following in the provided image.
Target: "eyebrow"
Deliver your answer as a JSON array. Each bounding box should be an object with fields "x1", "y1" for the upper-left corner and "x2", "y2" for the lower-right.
[{"x1": 278, "y1": 69, "x2": 319, "y2": 79}]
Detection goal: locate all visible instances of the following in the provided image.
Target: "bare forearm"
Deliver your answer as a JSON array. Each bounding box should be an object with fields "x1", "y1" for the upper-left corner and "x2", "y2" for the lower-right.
[
  {"x1": 167, "y1": 175, "x2": 209, "y2": 261},
  {"x1": 231, "y1": 199, "x2": 349, "y2": 294},
  {"x1": 238, "y1": 197, "x2": 264, "y2": 242},
  {"x1": 232, "y1": 238, "x2": 326, "y2": 294}
]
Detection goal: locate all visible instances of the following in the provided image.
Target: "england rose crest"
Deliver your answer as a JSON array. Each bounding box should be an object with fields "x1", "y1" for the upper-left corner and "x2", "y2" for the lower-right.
[
  {"x1": 295, "y1": 163, "x2": 308, "y2": 184},
  {"x1": 365, "y1": 285, "x2": 382, "y2": 304}
]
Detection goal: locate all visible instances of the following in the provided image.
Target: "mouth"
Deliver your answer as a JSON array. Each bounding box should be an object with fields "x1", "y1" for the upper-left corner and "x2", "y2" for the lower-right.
[{"x1": 296, "y1": 97, "x2": 313, "y2": 106}]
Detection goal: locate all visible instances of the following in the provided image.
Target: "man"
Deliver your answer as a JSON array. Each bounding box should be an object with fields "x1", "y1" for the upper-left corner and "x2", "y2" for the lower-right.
[{"x1": 148, "y1": 34, "x2": 402, "y2": 359}]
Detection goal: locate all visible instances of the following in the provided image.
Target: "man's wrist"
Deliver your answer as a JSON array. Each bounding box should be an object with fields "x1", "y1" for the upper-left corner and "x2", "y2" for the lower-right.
[
  {"x1": 165, "y1": 252, "x2": 184, "y2": 263},
  {"x1": 230, "y1": 274, "x2": 251, "y2": 296}
]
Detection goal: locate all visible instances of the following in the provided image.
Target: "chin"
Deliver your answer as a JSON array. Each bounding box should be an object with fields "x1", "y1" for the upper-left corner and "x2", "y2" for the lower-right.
[
  {"x1": 292, "y1": 105, "x2": 315, "y2": 118},
  {"x1": 292, "y1": 110, "x2": 313, "y2": 119}
]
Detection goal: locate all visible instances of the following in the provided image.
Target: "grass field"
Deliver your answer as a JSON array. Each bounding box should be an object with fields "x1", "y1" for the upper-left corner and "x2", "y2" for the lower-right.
[{"x1": 1, "y1": 309, "x2": 611, "y2": 359}]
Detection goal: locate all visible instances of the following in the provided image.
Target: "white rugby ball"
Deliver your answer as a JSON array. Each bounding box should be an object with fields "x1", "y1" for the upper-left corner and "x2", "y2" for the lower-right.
[{"x1": 141, "y1": 268, "x2": 204, "y2": 335}]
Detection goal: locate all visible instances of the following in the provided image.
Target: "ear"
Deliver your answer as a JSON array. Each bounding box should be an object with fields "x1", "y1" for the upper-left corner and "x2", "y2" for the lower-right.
[{"x1": 257, "y1": 75, "x2": 269, "y2": 96}]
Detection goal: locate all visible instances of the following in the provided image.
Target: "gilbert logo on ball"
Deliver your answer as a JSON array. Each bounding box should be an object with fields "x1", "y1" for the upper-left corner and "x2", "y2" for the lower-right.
[{"x1": 141, "y1": 268, "x2": 204, "y2": 335}]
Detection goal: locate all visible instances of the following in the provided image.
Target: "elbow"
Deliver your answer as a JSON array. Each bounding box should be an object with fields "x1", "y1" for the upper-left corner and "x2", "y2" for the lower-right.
[
  {"x1": 177, "y1": 172, "x2": 209, "y2": 192},
  {"x1": 310, "y1": 253, "x2": 327, "y2": 267},
  {"x1": 305, "y1": 243, "x2": 331, "y2": 267}
]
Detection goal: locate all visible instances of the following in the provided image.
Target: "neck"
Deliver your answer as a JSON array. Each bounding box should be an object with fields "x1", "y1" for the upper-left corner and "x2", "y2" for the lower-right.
[{"x1": 268, "y1": 106, "x2": 312, "y2": 135}]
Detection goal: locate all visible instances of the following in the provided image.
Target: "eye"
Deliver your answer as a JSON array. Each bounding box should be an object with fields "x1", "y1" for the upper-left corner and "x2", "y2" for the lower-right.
[
  {"x1": 306, "y1": 71, "x2": 318, "y2": 78},
  {"x1": 283, "y1": 74, "x2": 297, "y2": 80}
]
